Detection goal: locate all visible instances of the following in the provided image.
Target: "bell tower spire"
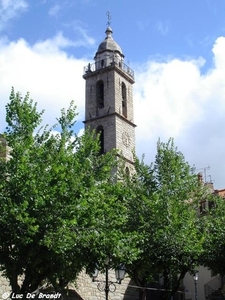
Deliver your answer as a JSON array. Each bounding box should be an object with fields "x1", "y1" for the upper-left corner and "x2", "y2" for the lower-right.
[{"x1": 83, "y1": 20, "x2": 136, "y2": 168}]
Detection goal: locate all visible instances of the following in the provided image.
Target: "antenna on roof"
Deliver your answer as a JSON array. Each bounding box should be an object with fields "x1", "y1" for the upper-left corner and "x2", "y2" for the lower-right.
[
  {"x1": 208, "y1": 175, "x2": 214, "y2": 183},
  {"x1": 196, "y1": 165, "x2": 210, "y2": 183},
  {"x1": 106, "y1": 11, "x2": 111, "y2": 27}
]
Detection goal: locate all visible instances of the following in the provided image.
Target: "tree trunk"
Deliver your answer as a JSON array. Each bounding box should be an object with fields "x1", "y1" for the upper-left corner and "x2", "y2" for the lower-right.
[
  {"x1": 139, "y1": 288, "x2": 146, "y2": 300},
  {"x1": 10, "y1": 273, "x2": 20, "y2": 293}
]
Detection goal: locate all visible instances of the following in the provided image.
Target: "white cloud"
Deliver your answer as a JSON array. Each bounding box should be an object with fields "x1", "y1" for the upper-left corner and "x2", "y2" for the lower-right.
[
  {"x1": 49, "y1": 4, "x2": 61, "y2": 17},
  {"x1": 156, "y1": 20, "x2": 170, "y2": 36},
  {"x1": 0, "y1": 0, "x2": 28, "y2": 31},
  {"x1": 134, "y1": 36, "x2": 225, "y2": 189},
  {"x1": 134, "y1": 57, "x2": 204, "y2": 139},
  {"x1": 62, "y1": 20, "x2": 96, "y2": 47},
  {"x1": 33, "y1": 31, "x2": 88, "y2": 53},
  {"x1": 0, "y1": 33, "x2": 89, "y2": 132},
  {"x1": 212, "y1": 36, "x2": 225, "y2": 69},
  {"x1": 75, "y1": 25, "x2": 95, "y2": 47}
]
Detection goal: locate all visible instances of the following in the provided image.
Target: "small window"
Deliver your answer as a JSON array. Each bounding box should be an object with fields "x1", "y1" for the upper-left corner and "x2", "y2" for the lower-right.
[
  {"x1": 200, "y1": 201, "x2": 207, "y2": 214},
  {"x1": 96, "y1": 80, "x2": 104, "y2": 109},
  {"x1": 121, "y1": 82, "x2": 127, "y2": 117},
  {"x1": 208, "y1": 201, "x2": 215, "y2": 210}
]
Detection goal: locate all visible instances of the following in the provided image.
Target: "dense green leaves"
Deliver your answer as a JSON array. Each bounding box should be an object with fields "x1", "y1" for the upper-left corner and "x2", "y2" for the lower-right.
[
  {"x1": 123, "y1": 139, "x2": 207, "y2": 300},
  {"x1": 1, "y1": 88, "x2": 224, "y2": 300},
  {"x1": 0, "y1": 88, "x2": 128, "y2": 293},
  {"x1": 200, "y1": 195, "x2": 225, "y2": 276}
]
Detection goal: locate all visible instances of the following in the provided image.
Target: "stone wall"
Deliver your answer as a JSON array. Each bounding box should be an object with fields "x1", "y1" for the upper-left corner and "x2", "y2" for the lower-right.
[
  {"x1": 0, "y1": 272, "x2": 11, "y2": 295},
  {"x1": 74, "y1": 270, "x2": 139, "y2": 300},
  {"x1": 0, "y1": 137, "x2": 11, "y2": 160},
  {"x1": 0, "y1": 271, "x2": 139, "y2": 300}
]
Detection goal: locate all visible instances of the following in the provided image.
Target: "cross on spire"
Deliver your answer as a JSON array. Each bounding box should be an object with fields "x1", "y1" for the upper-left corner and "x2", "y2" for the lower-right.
[{"x1": 106, "y1": 11, "x2": 111, "y2": 27}]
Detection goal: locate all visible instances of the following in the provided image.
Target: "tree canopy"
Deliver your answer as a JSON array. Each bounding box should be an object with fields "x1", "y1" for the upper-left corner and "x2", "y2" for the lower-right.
[
  {"x1": 1, "y1": 88, "x2": 225, "y2": 300},
  {"x1": 200, "y1": 193, "x2": 225, "y2": 277},
  {"x1": 122, "y1": 139, "x2": 208, "y2": 300},
  {"x1": 0, "y1": 88, "x2": 130, "y2": 294}
]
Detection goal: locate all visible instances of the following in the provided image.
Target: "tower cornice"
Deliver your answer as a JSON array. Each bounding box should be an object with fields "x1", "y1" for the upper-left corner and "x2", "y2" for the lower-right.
[{"x1": 83, "y1": 112, "x2": 137, "y2": 128}]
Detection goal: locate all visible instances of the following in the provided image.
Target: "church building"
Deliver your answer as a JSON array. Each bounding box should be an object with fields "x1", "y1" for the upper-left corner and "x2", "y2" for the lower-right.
[{"x1": 83, "y1": 23, "x2": 136, "y2": 171}]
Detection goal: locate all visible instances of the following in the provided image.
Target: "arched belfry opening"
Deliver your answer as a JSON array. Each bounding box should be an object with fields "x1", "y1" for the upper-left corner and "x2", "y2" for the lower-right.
[
  {"x1": 121, "y1": 82, "x2": 127, "y2": 118},
  {"x1": 96, "y1": 125, "x2": 104, "y2": 155},
  {"x1": 96, "y1": 80, "x2": 104, "y2": 109}
]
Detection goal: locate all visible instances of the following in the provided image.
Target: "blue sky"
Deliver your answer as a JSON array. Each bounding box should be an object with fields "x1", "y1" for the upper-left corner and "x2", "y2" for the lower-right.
[
  {"x1": 4, "y1": 0, "x2": 225, "y2": 63},
  {"x1": 1, "y1": 0, "x2": 225, "y2": 188}
]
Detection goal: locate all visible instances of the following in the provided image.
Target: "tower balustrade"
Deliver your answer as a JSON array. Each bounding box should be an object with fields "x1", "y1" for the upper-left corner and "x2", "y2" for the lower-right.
[{"x1": 84, "y1": 59, "x2": 134, "y2": 80}]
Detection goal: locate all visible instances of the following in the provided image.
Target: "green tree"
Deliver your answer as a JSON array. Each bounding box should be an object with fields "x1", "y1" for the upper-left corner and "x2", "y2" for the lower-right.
[
  {"x1": 0, "y1": 88, "x2": 128, "y2": 295},
  {"x1": 123, "y1": 139, "x2": 207, "y2": 300},
  {"x1": 200, "y1": 194, "x2": 225, "y2": 277}
]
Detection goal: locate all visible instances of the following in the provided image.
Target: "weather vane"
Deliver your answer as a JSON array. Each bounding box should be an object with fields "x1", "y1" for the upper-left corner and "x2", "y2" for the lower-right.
[{"x1": 106, "y1": 11, "x2": 111, "y2": 27}]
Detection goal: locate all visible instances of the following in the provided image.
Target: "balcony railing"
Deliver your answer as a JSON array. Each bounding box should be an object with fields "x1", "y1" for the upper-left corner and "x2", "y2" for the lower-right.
[{"x1": 84, "y1": 59, "x2": 134, "y2": 80}]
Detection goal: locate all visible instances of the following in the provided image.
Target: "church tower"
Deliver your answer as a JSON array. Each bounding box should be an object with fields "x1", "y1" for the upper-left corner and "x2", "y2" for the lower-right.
[{"x1": 83, "y1": 22, "x2": 136, "y2": 168}]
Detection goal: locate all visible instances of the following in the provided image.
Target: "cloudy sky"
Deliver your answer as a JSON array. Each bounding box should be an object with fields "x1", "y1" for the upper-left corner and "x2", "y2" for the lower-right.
[{"x1": 0, "y1": 0, "x2": 225, "y2": 189}]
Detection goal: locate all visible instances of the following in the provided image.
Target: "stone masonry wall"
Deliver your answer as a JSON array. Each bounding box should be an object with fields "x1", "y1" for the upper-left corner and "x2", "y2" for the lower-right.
[
  {"x1": 0, "y1": 272, "x2": 11, "y2": 295},
  {"x1": 0, "y1": 271, "x2": 139, "y2": 300},
  {"x1": 75, "y1": 270, "x2": 139, "y2": 300}
]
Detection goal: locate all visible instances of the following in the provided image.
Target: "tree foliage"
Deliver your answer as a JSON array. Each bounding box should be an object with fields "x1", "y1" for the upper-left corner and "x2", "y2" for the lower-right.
[
  {"x1": 0, "y1": 88, "x2": 129, "y2": 294},
  {"x1": 2, "y1": 88, "x2": 224, "y2": 300},
  {"x1": 123, "y1": 139, "x2": 207, "y2": 300},
  {"x1": 200, "y1": 194, "x2": 225, "y2": 276}
]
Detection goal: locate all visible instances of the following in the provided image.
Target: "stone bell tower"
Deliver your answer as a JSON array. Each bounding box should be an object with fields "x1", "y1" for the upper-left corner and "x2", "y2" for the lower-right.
[
  {"x1": 75, "y1": 21, "x2": 139, "y2": 300},
  {"x1": 83, "y1": 23, "x2": 136, "y2": 169}
]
